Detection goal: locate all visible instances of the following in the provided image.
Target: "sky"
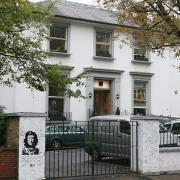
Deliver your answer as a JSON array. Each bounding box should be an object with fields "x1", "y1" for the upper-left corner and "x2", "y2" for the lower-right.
[
  {"x1": 31, "y1": 0, "x2": 97, "y2": 5},
  {"x1": 66, "y1": 0, "x2": 97, "y2": 5}
]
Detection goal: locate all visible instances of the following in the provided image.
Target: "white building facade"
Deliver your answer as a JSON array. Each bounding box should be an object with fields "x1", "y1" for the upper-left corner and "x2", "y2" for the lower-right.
[{"x1": 0, "y1": 1, "x2": 180, "y2": 121}]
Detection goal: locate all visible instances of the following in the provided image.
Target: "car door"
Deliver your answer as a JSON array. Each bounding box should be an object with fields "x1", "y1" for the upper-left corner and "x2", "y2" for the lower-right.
[
  {"x1": 117, "y1": 121, "x2": 131, "y2": 158},
  {"x1": 67, "y1": 126, "x2": 85, "y2": 145}
]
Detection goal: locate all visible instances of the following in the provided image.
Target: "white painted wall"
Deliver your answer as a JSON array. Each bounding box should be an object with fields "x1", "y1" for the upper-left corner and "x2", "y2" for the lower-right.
[
  {"x1": 132, "y1": 117, "x2": 180, "y2": 175},
  {"x1": 160, "y1": 148, "x2": 180, "y2": 173},
  {"x1": 134, "y1": 118, "x2": 160, "y2": 175},
  {"x1": 0, "y1": 20, "x2": 180, "y2": 120},
  {"x1": 19, "y1": 116, "x2": 46, "y2": 180}
]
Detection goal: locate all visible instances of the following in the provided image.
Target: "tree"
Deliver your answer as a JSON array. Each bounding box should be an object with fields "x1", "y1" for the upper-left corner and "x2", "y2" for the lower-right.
[
  {"x1": 98, "y1": 0, "x2": 180, "y2": 56},
  {"x1": 0, "y1": 0, "x2": 86, "y2": 97}
]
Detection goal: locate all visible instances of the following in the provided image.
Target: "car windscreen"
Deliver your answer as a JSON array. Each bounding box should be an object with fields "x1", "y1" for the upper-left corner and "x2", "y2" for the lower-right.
[
  {"x1": 164, "y1": 124, "x2": 171, "y2": 131},
  {"x1": 119, "y1": 121, "x2": 131, "y2": 135},
  {"x1": 171, "y1": 123, "x2": 180, "y2": 134},
  {"x1": 88, "y1": 119, "x2": 117, "y2": 133}
]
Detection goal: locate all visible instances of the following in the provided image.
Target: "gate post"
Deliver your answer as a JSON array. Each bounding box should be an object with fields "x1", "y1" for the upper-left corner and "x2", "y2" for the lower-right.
[
  {"x1": 131, "y1": 116, "x2": 160, "y2": 175},
  {"x1": 6, "y1": 112, "x2": 47, "y2": 180}
]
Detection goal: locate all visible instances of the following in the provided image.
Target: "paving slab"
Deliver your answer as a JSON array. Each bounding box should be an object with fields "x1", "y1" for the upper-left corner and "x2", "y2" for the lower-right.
[
  {"x1": 62, "y1": 173, "x2": 150, "y2": 180},
  {"x1": 147, "y1": 174, "x2": 180, "y2": 180}
]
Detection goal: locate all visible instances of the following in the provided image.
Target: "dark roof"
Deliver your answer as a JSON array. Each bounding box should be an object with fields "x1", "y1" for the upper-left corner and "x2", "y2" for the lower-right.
[{"x1": 41, "y1": 0, "x2": 119, "y2": 25}]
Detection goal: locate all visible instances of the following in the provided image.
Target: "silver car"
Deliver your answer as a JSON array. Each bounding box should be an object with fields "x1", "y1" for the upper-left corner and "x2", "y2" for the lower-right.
[
  {"x1": 85, "y1": 115, "x2": 131, "y2": 160},
  {"x1": 160, "y1": 120, "x2": 180, "y2": 147}
]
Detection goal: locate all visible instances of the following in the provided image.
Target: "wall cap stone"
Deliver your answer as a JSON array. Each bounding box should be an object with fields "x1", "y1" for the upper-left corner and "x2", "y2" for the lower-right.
[
  {"x1": 131, "y1": 116, "x2": 162, "y2": 121},
  {"x1": 0, "y1": 148, "x2": 17, "y2": 152},
  {"x1": 160, "y1": 147, "x2": 180, "y2": 152},
  {"x1": 6, "y1": 112, "x2": 47, "y2": 118}
]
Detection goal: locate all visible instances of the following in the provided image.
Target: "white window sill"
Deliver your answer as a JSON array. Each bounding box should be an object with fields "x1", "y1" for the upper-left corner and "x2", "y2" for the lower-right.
[
  {"x1": 49, "y1": 51, "x2": 71, "y2": 57},
  {"x1": 93, "y1": 56, "x2": 115, "y2": 61},
  {"x1": 132, "y1": 60, "x2": 151, "y2": 64}
]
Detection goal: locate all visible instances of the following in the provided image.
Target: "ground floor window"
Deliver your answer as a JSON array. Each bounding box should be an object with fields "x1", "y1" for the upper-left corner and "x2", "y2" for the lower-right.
[
  {"x1": 48, "y1": 97, "x2": 66, "y2": 121},
  {"x1": 133, "y1": 80, "x2": 148, "y2": 116}
]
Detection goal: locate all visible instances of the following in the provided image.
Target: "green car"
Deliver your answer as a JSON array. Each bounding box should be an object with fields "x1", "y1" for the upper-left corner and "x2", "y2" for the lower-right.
[{"x1": 46, "y1": 124, "x2": 85, "y2": 150}]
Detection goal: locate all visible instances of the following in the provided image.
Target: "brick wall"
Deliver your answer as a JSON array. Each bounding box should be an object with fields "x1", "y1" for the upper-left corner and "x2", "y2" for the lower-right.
[
  {"x1": 6, "y1": 117, "x2": 19, "y2": 149},
  {"x1": 0, "y1": 149, "x2": 17, "y2": 179}
]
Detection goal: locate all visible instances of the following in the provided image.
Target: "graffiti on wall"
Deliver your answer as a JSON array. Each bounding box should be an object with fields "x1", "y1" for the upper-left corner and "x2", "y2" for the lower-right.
[
  {"x1": 19, "y1": 117, "x2": 45, "y2": 179},
  {"x1": 22, "y1": 131, "x2": 39, "y2": 155}
]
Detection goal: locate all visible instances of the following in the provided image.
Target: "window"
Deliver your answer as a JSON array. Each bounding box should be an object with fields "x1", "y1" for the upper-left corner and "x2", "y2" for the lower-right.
[
  {"x1": 49, "y1": 24, "x2": 68, "y2": 53},
  {"x1": 133, "y1": 80, "x2": 148, "y2": 116},
  {"x1": 133, "y1": 41, "x2": 149, "y2": 61},
  {"x1": 96, "y1": 30, "x2": 112, "y2": 58},
  {"x1": 48, "y1": 81, "x2": 66, "y2": 121}
]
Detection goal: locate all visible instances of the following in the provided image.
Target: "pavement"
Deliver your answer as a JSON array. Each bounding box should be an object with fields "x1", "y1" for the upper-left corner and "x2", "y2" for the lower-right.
[{"x1": 61, "y1": 173, "x2": 180, "y2": 180}]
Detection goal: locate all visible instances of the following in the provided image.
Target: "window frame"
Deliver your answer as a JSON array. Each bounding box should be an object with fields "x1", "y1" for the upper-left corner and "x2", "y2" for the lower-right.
[
  {"x1": 132, "y1": 40, "x2": 150, "y2": 63},
  {"x1": 130, "y1": 73, "x2": 152, "y2": 116},
  {"x1": 49, "y1": 22, "x2": 70, "y2": 54},
  {"x1": 94, "y1": 29, "x2": 114, "y2": 60},
  {"x1": 133, "y1": 80, "x2": 148, "y2": 116},
  {"x1": 46, "y1": 67, "x2": 71, "y2": 121}
]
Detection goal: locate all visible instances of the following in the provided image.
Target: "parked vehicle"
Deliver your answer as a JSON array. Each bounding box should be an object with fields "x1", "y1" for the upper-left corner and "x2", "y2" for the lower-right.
[
  {"x1": 159, "y1": 121, "x2": 180, "y2": 147},
  {"x1": 46, "y1": 124, "x2": 85, "y2": 150},
  {"x1": 164, "y1": 120, "x2": 180, "y2": 134},
  {"x1": 85, "y1": 115, "x2": 131, "y2": 161}
]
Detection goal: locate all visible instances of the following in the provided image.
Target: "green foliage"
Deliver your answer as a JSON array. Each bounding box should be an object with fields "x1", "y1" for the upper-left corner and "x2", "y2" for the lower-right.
[
  {"x1": 84, "y1": 143, "x2": 99, "y2": 156},
  {"x1": 0, "y1": 107, "x2": 6, "y2": 147},
  {"x1": 0, "y1": 0, "x2": 86, "y2": 97},
  {"x1": 0, "y1": 0, "x2": 51, "y2": 90},
  {"x1": 99, "y1": 0, "x2": 180, "y2": 57},
  {"x1": 46, "y1": 66, "x2": 87, "y2": 98}
]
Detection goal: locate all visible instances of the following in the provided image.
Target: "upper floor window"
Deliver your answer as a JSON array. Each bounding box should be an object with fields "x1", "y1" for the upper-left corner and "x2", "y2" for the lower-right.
[
  {"x1": 96, "y1": 30, "x2": 112, "y2": 58},
  {"x1": 50, "y1": 24, "x2": 68, "y2": 53},
  {"x1": 134, "y1": 43, "x2": 148, "y2": 61}
]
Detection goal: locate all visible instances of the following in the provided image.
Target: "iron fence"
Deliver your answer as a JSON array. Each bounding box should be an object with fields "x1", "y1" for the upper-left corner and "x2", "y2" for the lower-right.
[
  {"x1": 45, "y1": 120, "x2": 138, "y2": 178},
  {"x1": 160, "y1": 131, "x2": 180, "y2": 147}
]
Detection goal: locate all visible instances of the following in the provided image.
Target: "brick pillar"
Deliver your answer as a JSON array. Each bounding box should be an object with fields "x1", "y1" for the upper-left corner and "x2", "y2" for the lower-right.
[
  {"x1": 3, "y1": 112, "x2": 47, "y2": 180},
  {"x1": 0, "y1": 116, "x2": 20, "y2": 179},
  {"x1": 0, "y1": 149, "x2": 17, "y2": 179}
]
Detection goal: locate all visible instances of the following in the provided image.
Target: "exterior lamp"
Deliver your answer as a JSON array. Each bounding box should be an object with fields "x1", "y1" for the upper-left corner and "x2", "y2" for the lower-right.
[
  {"x1": 89, "y1": 92, "x2": 92, "y2": 98},
  {"x1": 116, "y1": 93, "x2": 119, "y2": 99}
]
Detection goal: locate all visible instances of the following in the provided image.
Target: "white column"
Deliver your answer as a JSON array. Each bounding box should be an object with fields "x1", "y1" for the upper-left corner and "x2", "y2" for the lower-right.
[
  {"x1": 133, "y1": 117, "x2": 160, "y2": 175},
  {"x1": 19, "y1": 114, "x2": 46, "y2": 180}
]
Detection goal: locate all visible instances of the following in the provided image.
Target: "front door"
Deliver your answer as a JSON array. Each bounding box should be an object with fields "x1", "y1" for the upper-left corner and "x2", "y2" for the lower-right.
[{"x1": 94, "y1": 89, "x2": 111, "y2": 115}]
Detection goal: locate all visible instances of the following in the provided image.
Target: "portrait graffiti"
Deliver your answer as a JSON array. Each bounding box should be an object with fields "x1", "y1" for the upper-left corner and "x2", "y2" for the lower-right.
[{"x1": 22, "y1": 131, "x2": 39, "y2": 155}]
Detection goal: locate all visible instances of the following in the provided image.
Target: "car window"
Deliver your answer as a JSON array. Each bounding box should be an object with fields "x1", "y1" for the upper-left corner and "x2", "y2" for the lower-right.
[
  {"x1": 119, "y1": 121, "x2": 130, "y2": 135},
  {"x1": 101, "y1": 120, "x2": 117, "y2": 133},
  {"x1": 164, "y1": 124, "x2": 171, "y2": 131},
  {"x1": 171, "y1": 123, "x2": 180, "y2": 134},
  {"x1": 88, "y1": 120, "x2": 100, "y2": 132}
]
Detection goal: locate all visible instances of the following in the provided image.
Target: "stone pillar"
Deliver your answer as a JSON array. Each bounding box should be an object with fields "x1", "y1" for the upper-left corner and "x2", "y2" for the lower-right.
[
  {"x1": 6, "y1": 112, "x2": 47, "y2": 180},
  {"x1": 132, "y1": 116, "x2": 160, "y2": 175}
]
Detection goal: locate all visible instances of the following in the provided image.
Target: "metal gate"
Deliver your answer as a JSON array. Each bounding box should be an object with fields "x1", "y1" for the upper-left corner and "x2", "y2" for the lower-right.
[{"x1": 45, "y1": 120, "x2": 138, "y2": 178}]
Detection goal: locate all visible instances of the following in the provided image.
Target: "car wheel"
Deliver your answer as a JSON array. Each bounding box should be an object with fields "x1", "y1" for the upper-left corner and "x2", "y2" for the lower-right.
[
  {"x1": 51, "y1": 139, "x2": 61, "y2": 150},
  {"x1": 94, "y1": 149, "x2": 101, "y2": 161}
]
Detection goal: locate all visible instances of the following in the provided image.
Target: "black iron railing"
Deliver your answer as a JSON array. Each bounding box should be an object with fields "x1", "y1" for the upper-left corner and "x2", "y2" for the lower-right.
[
  {"x1": 45, "y1": 120, "x2": 138, "y2": 178},
  {"x1": 47, "y1": 112, "x2": 72, "y2": 123},
  {"x1": 159, "y1": 130, "x2": 180, "y2": 147}
]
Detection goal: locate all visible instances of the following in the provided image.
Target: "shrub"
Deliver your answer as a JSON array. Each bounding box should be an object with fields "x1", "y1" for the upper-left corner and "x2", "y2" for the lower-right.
[{"x1": 0, "y1": 106, "x2": 6, "y2": 147}]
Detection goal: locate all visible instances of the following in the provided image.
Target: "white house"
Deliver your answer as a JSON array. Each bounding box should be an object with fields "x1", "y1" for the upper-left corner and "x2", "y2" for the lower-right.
[{"x1": 0, "y1": 0, "x2": 180, "y2": 121}]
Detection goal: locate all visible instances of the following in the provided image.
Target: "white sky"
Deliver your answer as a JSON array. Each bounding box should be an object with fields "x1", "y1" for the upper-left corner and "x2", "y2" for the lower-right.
[
  {"x1": 66, "y1": 0, "x2": 97, "y2": 5},
  {"x1": 31, "y1": 0, "x2": 97, "y2": 5}
]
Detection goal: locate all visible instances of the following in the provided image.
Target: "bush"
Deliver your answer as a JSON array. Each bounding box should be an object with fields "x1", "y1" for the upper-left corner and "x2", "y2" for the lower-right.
[{"x1": 0, "y1": 107, "x2": 6, "y2": 147}]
